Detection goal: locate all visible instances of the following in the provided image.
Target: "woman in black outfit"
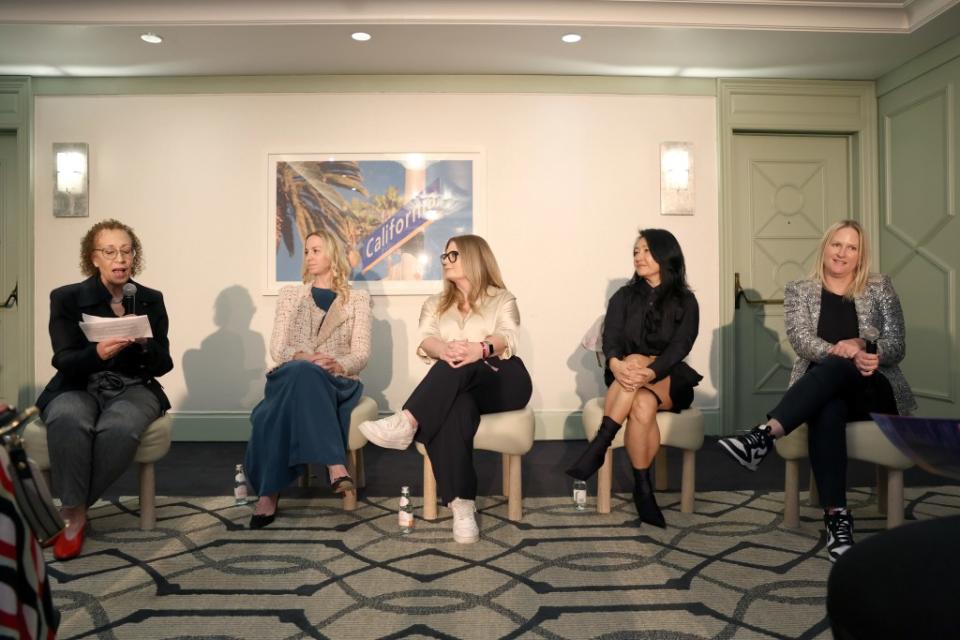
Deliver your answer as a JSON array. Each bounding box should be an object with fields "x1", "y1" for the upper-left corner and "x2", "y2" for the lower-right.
[{"x1": 567, "y1": 228, "x2": 701, "y2": 527}]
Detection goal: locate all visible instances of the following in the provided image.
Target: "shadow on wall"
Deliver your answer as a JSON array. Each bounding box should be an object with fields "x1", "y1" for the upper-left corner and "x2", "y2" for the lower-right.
[
  {"x1": 360, "y1": 310, "x2": 397, "y2": 413},
  {"x1": 181, "y1": 286, "x2": 266, "y2": 411},
  {"x1": 564, "y1": 278, "x2": 629, "y2": 438}
]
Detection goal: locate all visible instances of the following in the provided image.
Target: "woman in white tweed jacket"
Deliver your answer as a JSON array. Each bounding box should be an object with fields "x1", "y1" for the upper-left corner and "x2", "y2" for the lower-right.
[
  {"x1": 244, "y1": 230, "x2": 371, "y2": 529},
  {"x1": 720, "y1": 219, "x2": 915, "y2": 562}
]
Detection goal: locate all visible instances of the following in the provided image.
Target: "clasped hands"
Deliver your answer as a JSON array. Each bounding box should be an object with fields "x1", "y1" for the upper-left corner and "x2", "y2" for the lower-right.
[
  {"x1": 294, "y1": 350, "x2": 345, "y2": 375},
  {"x1": 439, "y1": 339, "x2": 485, "y2": 368},
  {"x1": 827, "y1": 338, "x2": 878, "y2": 376},
  {"x1": 610, "y1": 356, "x2": 655, "y2": 392}
]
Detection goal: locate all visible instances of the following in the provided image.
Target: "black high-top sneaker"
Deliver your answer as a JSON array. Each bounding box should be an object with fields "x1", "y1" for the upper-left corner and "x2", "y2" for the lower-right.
[
  {"x1": 824, "y1": 508, "x2": 855, "y2": 562},
  {"x1": 718, "y1": 424, "x2": 774, "y2": 471}
]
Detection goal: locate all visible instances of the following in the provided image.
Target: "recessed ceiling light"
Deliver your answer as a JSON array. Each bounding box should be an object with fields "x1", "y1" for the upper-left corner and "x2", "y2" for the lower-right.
[
  {"x1": 140, "y1": 33, "x2": 163, "y2": 44},
  {"x1": 351, "y1": 32, "x2": 372, "y2": 42},
  {"x1": 561, "y1": 33, "x2": 582, "y2": 44}
]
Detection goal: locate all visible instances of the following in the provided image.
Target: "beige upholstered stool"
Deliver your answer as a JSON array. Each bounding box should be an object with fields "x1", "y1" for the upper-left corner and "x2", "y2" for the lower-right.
[
  {"x1": 581, "y1": 398, "x2": 704, "y2": 514},
  {"x1": 774, "y1": 420, "x2": 914, "y2": 529},
  {"x1": 415, "y1": 406, "x2": 535, "y2": 522},
  {"x1": 297, "y1": 395, "x2": 378, "y2": 511},
  {"x1": 22, "y1": 413, "x2": 173, "y2": 531}
]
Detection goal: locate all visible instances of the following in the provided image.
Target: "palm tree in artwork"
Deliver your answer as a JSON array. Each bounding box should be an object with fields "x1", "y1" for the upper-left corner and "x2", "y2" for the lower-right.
[{"x1": 275, "y1": 160, "x2": 373, "y2": 262}]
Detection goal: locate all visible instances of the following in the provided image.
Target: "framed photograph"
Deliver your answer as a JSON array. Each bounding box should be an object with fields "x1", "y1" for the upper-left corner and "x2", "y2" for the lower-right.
[{"x1": 268, "y1": 152, "x2": 483, "y2": 295}]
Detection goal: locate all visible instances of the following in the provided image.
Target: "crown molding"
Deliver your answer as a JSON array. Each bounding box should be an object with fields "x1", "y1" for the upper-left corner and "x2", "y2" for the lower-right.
[{"x1": 1, "y1": 0, "x2": 957, "y2": 33}]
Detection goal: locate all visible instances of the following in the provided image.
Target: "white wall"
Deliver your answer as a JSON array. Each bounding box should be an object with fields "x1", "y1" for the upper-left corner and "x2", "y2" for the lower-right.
[{"x1": 34, "y1": 91, "x2": 720, "y2": 438}]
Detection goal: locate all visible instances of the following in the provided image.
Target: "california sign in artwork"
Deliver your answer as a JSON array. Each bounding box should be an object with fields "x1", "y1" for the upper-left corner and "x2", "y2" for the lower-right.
[{"x1": 268, "y1": 152, "x2": 481, "y2": 294}]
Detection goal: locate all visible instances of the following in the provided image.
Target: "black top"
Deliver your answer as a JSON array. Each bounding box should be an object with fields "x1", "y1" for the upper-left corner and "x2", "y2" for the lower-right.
[
  {"x1": 311, "y1": 287, "x2": 337, "y2": 312},
  {"x1": 36, "y1": 275, "x2": 173, "y2": 410},
  {"x1": 817, "y1": 288, "x2": 858, "y2": 344},
  {"x1": 602, "y1": 278, "x2": 702, "y2": 385}
]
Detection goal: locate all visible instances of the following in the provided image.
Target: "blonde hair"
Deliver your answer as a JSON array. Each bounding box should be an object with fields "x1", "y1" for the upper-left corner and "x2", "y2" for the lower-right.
[
  {"x1": 437, "y1": 235, "x2": 506, "y2": 315},
  {"x1": 302, "y1": 229, "x2": 351, "y2": 302},
  {"x1": 812, "y1": 219, "x2": 871, "y2": 299}
]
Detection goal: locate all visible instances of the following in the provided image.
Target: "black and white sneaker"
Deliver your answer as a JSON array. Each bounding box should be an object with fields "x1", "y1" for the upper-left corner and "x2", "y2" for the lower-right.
[
  {"x1": 718, "y1": 425, "x2": 774, "y2": 471},
  {"x1": 824, "y1": 509, "x2": 855, "y2": 562}
]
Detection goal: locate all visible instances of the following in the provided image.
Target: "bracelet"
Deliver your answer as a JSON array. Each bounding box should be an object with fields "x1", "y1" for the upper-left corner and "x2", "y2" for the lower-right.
[{"x1": 483, "y1": 341, "x2": 494, "y2": 358}]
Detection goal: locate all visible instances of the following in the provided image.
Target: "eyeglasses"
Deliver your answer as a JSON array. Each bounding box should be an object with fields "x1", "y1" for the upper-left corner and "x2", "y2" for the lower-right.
[
  {"x1": 440, "y1": 250, "x2": 460, "y2": 264},
  {"x1": 94, "y1": 247, "x2": 136, "y2": 260}
]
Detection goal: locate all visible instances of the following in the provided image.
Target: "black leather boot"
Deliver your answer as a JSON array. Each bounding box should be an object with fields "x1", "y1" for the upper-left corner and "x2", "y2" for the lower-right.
[
  {"x1": 632, "y1": 466, "x2": 666, "y2": 528},
  {"x1": 566, "y1": 416, "x2": 622, "y2": 481}
]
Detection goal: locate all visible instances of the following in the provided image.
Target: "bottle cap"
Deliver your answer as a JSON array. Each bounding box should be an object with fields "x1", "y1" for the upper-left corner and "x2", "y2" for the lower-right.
[{"x1": 401, "y1": 485, "x2": 410, "y2": 492}]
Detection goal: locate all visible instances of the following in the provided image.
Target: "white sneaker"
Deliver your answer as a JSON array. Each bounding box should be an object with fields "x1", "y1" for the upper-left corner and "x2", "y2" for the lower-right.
[
  {"x1": 358, "y1": 412, "x2": 416, "y2": 450},
  {"x1": 450, "y1": 498, "x2": 479, "y2": 544}
]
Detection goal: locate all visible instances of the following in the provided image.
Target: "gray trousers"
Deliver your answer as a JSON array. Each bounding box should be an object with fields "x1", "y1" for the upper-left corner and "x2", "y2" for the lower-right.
[{"x1": 41, "y1": 378, "x2": 162, "y2": 508}]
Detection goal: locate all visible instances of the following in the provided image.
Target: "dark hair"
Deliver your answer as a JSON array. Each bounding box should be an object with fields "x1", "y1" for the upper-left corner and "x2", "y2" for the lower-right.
[
  {"x1": 79, "y1": 219, "x2": 144, "y2": 277},
  {"x1": 631, "y1": 228, "x2": 689, "y2": 298}
]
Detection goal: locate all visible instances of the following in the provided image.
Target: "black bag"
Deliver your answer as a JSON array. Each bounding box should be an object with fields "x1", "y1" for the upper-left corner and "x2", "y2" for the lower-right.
[{"x1": 0, "y1": 407, "x2": 65, "y2": 546}]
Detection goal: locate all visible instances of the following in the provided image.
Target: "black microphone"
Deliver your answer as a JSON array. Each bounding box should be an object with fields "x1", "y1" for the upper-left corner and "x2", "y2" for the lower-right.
[
  {"x1": 122, "y1": 282, "x2": 137, "y2": 316},
  {"x1": 862, "y1": 326, "x2": 879, "y2": 355}
]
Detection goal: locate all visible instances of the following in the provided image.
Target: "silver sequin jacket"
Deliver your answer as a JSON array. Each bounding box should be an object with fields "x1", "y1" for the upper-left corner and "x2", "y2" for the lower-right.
[{"x1": 784, "y1": 275, "x2": 917, "y2": 415}]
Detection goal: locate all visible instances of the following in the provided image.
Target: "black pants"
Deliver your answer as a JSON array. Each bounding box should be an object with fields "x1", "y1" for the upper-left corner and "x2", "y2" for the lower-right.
[
  {"x1": 829, "y1": 515, "x2": 960, "y2": 638},
  {"x1": 768, "y1": 356, "x2": 898, "y2": 508},
  {"x1": 404, "y1": 357, "x2": 532, "y2": 506}
]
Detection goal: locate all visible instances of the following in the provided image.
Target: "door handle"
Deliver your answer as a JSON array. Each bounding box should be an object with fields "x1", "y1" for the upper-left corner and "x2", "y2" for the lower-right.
[
  {"x1": 2, "y1": 282, "x2": 17, "y2": 309},
  {"x1": 734, "y1": 273, "x2": 783, "y2": 309}
]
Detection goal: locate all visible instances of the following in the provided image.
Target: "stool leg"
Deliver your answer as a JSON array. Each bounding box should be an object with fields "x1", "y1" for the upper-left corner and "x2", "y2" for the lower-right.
[
  {"x1": 680, "y1": 449, "x2": 695, "y2": 514},
  {"x1": 885, "y1": 468, "x2": 904, "y2": 528},
  {"x1": 507, "y1": 454, "x2": 522, "y2": 522},
  {"x1": 501, "y1": 453, "x2": 511, "y2": 499},
  {"x1": 139, "y1": 462, "x2": 156, "y2": 531},
  {"x1": 876, "y1": 465, "x2": 888, "y2": 515},
  {"x1": 422, "y1": 454, "x2": 438, "y2": 521},
  {"x1": 784, "y1": 459, "x2": 800, "y2": 529},
  {"x1": 342, "y1": 450, "x2": 358, "y2": 511},
  {"x1": 597, "y1": 449, "x2": 613, "y2": 514},
  {"x1": 654, "y1": 447, "x2": 668, "y2": 491}
]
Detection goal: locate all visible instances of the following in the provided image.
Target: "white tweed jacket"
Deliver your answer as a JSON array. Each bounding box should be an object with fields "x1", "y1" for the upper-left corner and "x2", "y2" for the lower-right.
[{"x1": 270, "y1": 284, "x2": 372, "y2": 380}]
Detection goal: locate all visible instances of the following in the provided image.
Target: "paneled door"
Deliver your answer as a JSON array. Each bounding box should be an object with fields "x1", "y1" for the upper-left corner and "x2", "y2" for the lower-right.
[
  {"x1": 731, "y1": 133, "x2": 852, "y2": 429},
  {"x1": 0, "y1": 132, "x2": 20, "y2": 406}
]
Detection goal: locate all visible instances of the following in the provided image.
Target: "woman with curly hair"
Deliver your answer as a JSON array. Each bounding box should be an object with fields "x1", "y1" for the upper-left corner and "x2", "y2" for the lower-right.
[
  {"x1": 37, "y1": 219, "x2": 173, "y2": 560},
  {"x1": 243, "y1": 230, "x2": 372, "y2": 529}
]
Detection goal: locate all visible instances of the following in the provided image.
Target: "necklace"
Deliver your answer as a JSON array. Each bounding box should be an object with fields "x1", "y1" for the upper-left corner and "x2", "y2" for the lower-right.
[{"x1": 110, "y1": 297, "x2": 122, "y2": 304}]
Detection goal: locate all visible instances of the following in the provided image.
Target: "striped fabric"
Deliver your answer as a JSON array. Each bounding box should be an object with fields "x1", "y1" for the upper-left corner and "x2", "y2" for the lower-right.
[{"x1": 0, "y1": 446, "x2": 58, "y2": 639}]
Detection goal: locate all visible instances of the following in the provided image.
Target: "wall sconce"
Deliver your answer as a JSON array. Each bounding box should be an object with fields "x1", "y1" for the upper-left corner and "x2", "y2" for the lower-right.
[
  {"x1": 53, "y1": 142, "x2": 89, "y2": 217},
  {"x1": 660, "y1": 142, "x2": 694, "y2": 215}
]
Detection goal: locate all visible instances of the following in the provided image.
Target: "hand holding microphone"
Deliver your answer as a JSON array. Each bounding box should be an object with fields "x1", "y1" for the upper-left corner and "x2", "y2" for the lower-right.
[{"x1": 855, "y1": 326, "x2": 880, "y2": 376}]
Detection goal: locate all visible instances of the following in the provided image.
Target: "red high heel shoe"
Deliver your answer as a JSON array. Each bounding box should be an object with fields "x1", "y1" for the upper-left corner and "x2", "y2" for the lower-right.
[{"x1": 53, "y1": 522, "x2": 86, "y2": 560}]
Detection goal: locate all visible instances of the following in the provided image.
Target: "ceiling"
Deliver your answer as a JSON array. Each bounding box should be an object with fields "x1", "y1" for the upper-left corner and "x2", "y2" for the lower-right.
[{"x1": 1, "y1": 0, "x2": 959, "y2": 80}]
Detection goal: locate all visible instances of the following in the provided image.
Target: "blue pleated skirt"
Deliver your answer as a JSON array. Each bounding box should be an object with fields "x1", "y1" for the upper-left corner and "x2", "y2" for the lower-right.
[{"x1": 244, "y1": 360, "x2": 363, "y2": 495}]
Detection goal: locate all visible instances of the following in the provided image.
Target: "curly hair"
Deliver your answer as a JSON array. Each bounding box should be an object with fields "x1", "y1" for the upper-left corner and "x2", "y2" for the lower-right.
[
  {"x1": 301, "y1": 229, "x2": 352, "y2": 302},
  {"x1": 79, "y1": 219, "x2": 144, "y2": 277}
]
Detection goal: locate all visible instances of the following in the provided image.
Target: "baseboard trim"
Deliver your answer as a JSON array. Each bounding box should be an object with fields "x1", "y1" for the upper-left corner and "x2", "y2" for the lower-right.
[{"x1": 170, "y1": 407, "x2": 721, "y2": 442}]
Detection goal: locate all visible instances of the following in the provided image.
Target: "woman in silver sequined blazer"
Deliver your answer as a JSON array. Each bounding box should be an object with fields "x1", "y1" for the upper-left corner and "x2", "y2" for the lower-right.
[{"x1": 719, "y1": 219, "x2": 915, "y2": 563}]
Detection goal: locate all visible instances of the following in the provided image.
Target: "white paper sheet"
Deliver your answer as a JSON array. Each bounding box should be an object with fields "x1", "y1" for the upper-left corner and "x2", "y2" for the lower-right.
[{"x1": 79, "y1": 314, "x2": 153, "y2": 342}]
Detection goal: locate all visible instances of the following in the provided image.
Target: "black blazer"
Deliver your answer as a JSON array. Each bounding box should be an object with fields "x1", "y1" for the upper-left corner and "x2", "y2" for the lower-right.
[{"x1": 36, "y1": 275, "x2": 173, "y2": 411}]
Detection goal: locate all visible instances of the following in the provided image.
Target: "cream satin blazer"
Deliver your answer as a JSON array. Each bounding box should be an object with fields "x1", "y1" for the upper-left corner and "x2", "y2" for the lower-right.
[{"x1": 416, "y1": 286, "x2": 520, "y2": 364}]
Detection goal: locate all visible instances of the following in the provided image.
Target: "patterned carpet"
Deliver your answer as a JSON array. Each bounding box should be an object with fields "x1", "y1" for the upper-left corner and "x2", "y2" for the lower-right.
[{"x1": 47, "y1": 486, "x2": 960, "y2": 639}]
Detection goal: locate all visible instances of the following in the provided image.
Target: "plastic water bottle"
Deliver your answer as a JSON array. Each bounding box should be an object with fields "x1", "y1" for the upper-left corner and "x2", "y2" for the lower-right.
[
  {"x1": 234, "y1": 464, "x2": 250, "y2": 505},
  {"x1": 573, "y1": 480, "x2": 587, "y2": 511},
  {"x1": 399, "y1": 486, "x2": 414, "y2": 533}
]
